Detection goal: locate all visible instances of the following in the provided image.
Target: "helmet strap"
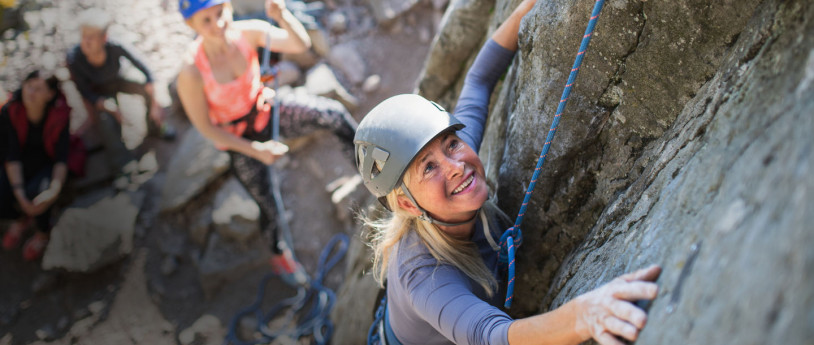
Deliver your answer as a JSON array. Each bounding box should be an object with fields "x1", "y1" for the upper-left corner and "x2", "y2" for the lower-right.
[{"x1": 401, "y1": 182, "x2": 479, "y2": 227}]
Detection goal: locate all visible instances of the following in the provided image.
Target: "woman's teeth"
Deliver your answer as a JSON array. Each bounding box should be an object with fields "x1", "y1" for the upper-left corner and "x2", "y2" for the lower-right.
[{"x1": 452, "y1": 175, "x2": 474, "y2": 194}]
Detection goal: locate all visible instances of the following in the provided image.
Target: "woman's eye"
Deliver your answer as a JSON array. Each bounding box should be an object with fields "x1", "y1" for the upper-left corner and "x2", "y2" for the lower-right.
[
  {"x1": 449, "y1": 139, "x2": 460, "y2": 150},
  {"x1": 423, "y1": 162, "x2": 436, "y2": 175}
]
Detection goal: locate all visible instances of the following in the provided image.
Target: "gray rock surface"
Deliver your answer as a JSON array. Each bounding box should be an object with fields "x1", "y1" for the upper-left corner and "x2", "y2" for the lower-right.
[
  {"x1": 338, "y1": 0, "x2": 814, "y2": 343},
  {"x1": 42, "y1": 191, "x2": 144, "y2": 272},
  {"x1": 329, "y1": 229, "x2": 380, "y2": 345},
  {"x1": 415, "y1": 0, "x2": 495, "y2": 101},
  {"x1": 194, "y1": 233, "x2": 270, "y2": 300},
  {"x1": 159, "y1": 128, "x2": 230, "y2": 212},
  {"x1": 178, "y1": 314, "x2": 223, "y2": 345},
  {"x1": 327, "y1": 42, "x2": 367, "y2": 85},
  {"x1": 212, "y1": 176, "x2": 261, "y2": 245},
  {"x1": 305, "y1": 62, "x2": 359, "y2": 110}
]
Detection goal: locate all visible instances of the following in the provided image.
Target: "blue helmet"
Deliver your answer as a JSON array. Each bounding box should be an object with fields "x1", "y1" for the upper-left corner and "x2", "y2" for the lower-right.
[{"x1": 179, "y1": 0, "x2": 228, "y2": 19}]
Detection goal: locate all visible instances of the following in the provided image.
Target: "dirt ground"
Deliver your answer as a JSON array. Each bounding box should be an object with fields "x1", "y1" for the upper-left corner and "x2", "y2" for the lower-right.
[{"x1": 0, "y1": 0, "x2": 438, "y2": 343}]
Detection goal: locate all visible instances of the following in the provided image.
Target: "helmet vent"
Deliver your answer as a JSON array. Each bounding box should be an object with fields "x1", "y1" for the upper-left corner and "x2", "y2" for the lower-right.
[{"x1": 371, "y1": 147, "x2": 390, "y2": 180}]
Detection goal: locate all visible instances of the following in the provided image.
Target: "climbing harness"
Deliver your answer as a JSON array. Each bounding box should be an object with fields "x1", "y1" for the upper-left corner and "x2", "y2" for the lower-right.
[
  {"x1": 499, "y1": 0, "x2": 607, "y2": 309},
  {"x1": 223, "y1": 32, "x2": 349, "y2": 345}
]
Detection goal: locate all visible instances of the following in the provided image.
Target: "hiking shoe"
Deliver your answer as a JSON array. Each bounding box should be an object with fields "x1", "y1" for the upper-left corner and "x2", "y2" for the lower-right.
[
  {"x1": 3, "y1": 218, "x2": 31, "y2": 251},
  {"x1": 22, "y1": 232, "x2": 48, "y2": 261},
  {"x1": 270, "y1": 248, "x2": 309, "y2": 287}
]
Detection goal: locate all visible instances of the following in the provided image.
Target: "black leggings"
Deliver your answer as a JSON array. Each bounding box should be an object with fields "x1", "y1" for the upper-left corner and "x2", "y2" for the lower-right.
[
  {"x1": 0, "y1": 167, "x2": 54, "y2": 233},
  {"x1": 228, "y1": 92, "x2": 357, "y2": 252}
]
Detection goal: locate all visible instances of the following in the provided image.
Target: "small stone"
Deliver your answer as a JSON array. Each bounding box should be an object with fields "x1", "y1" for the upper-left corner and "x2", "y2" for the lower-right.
[
  {"x1": 362, "y1": 74, "x2": 382, "y2": 93},
  {"x1": 328, "y1": 12, "x2": 347, "y2": 33},
  {"x1": 35, "y1": 325, "x2": 56, "y2": 341},
  {"x1": 179, "y1": 314, "x2": 222, "y2": 345},
  {"x1": 54, "y1": 67, "x2": 71, "y2": 81},
  {"x1": 42, "y1": 51, "x2": 59, "y2": 70},
  {"x1": 88, "y1": 301, "x2": 106, "y2": 315}
]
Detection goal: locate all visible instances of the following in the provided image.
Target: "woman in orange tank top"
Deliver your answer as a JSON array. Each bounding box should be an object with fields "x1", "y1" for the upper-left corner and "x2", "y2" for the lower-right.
[{"x1": 176, "y1": 0, "x2": 358, "y2": 257}]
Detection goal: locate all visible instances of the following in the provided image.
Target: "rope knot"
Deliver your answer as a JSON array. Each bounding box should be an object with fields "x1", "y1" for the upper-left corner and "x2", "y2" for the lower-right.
[{"x1": 498, "y1": 226, "x2": 523, "y2": 265}]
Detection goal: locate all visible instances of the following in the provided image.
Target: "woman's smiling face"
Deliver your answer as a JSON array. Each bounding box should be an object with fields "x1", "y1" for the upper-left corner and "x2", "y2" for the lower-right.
[{"x1": 400, "y1": 132, "x2": 488, "y2": 228}]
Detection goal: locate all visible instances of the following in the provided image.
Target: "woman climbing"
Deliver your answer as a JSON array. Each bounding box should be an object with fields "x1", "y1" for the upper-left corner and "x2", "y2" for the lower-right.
[
  {"x1": 355, "y1": 1, "x2": 661, "y2": 344},
  {"x1": 175, "y1": 0, "x2": 358, "y2": 263},
  {"x1": 1, "y1": 70, "x2": 71, "y2": 261}
]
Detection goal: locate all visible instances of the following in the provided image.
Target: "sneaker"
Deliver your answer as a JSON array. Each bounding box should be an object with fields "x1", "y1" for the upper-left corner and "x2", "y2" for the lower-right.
[
  {"x1": 3, "y1": 218, "x2": 31, "y2": 250},
  {"x1": 22, "y1": 232, "x2": 48, "y2": 261},
  {"x1": 269, "y1": 246, "x2": 309, "y2": 287}
]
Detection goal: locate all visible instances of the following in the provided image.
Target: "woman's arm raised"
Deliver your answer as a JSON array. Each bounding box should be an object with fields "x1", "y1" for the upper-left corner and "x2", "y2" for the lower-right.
[
  {"x1": 493, "y1": 0, "x2": 537, "y2": 50},
  {"x1": 241, "y1": 0, "x2": 311, "y2": 54}
]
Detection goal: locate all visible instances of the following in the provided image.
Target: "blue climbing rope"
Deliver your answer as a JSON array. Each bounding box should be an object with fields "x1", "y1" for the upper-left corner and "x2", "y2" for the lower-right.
[
  {"x1": 223, "y1": 31, "x2": 350, "y2": 344},
  {"x1": 499, "y1": 0, "x2": 606, "y2": 309},
  {"x1": 223, "y1": 233, "x2": 350, "y2": 345}
]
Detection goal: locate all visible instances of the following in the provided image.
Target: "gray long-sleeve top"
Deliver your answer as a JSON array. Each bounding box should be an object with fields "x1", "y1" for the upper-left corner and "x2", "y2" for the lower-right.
[{"x1": 387, "y1": 39, "x2": 517, "y2": 345}]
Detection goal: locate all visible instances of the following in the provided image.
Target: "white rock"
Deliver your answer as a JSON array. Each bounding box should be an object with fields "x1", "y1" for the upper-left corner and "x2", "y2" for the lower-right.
[
  {"x1": 212, "y1": 177, "x2": 261, "y2": 244},
  {"x1": 159, "y1": 129, "x2": 230, "y2": 212},
  {"x1": 328, "y1": 12, "x2": 348, "y2": 33},
  {"x1": 362, "y1": 74, "x2": 382, "y2": 93},
  {"x1": 327, "y1": 42, "x2": 366, "y2": 85},
  {"x1": 179, "y1": 314, "x2": 223, "y2": 345},
  {"x1": 41, "y1": 192, "x2": 144, "y2": 272}
]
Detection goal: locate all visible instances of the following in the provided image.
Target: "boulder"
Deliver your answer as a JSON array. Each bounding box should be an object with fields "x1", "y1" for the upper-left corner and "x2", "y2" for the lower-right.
[
  {"x1": 329, "y1": 216, "x2": 380, "y2": 345},
  {"x1": 305, "y1": 63, "x2": 359, "y2": 110},
  {"x1": 194, "y1": 232, "x2": 270, "y2": 300},
  {"x1": 212, "y1": 176, "x2": 261, "y2": 245},
  {"x1": 327, "y1": 42, "x2": 366, "y2": 85},
  {"x1": 160, "y1": 128, "x2": 230, "y2": 212},
  {"x1": 415, "y1": 0, "x2": 494, "y2": 101},
  {"x1": 178, "y1": 314, "x2": 224, "y2": 345},
  {"x1": 42, "y1": 191, "x2": 144, "y2": 272}
]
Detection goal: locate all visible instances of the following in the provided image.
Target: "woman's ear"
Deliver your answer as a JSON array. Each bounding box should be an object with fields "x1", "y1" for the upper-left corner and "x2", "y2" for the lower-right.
[{"x1": 396, "y1": 194, "x2": 422, "y2": 217}]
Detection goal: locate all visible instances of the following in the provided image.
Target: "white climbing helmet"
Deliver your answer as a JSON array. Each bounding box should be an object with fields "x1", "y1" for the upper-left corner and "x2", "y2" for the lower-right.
[{"x1": 354, "y1": 94, "x2": 464, "y2": 208}]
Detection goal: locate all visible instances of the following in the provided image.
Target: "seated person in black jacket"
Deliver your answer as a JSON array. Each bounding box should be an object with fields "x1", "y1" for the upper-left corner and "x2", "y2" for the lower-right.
[{"x1": 1, "y1": 70, "x2": 70, "y2": 261}]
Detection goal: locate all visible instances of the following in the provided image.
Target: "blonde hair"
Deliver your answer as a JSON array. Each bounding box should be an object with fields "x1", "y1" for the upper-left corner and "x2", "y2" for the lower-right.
[{"x1": 363, "y1": 172, "x2": 498, "y2": 297}]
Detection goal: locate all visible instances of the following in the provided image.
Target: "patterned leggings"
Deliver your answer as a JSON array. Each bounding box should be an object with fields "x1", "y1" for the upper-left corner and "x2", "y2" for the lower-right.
[{"x1": 228, "y1": 92, "x2": 357, "y2": 252}]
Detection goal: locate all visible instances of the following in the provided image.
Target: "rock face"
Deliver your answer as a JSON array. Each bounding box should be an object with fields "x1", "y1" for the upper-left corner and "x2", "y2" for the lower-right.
[
  {"x1": 212, "y1": 176, "x2": 261, "y2": 245},
  {"x1": 42, "y1": 192, "x2": 144, "y2": 272},
  {"x1": 160, "y1": 129, "x2": 230, "y2": 212},
  {"x1": 337, "y1": 0, "x2": 814, "y2": 343}
]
